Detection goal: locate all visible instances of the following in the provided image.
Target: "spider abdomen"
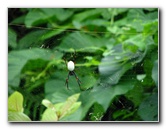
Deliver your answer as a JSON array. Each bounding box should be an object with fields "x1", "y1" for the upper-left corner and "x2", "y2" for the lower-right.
[{"x1": 67, "y1": 61, "x2": 75, "y2": 71}]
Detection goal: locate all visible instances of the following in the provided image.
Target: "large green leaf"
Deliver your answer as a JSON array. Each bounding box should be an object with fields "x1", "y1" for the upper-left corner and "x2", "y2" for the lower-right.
[
  {"x1": 57, "y1": 32, "x2": 107, "y2": 52},
  {"x1": 138, "y1": 93, "x2": 158, "y2": 121},
  {"x1": 92, "y1": 78, "x2": 136, "y2": 111},
  {"x1": 8, "y1": 48, "x2": 53, "y2": 86},
  {"x1": 99, "y1": 44, "x2": 144, "y2": 85}
]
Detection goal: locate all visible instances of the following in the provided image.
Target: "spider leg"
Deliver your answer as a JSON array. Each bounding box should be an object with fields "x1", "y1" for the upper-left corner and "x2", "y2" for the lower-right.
[
  {"x1": 73, "y1": 71, "x2": 81, "y2": 89},
  {"x1": 65, "y1": 72, "x2": 70, "y2": 90}
]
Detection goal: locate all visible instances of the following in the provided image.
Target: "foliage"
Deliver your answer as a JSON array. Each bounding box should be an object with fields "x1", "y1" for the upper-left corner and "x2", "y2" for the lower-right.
[
  {"x1": 8, "y1": 8, "x2": 158, "y2": 121},
  {"x1": 41, "y1": 93, "x2": 81, "y2": 121},
  {"x1": 8, "y1": 91, "x2": 31, "y2": 121}
]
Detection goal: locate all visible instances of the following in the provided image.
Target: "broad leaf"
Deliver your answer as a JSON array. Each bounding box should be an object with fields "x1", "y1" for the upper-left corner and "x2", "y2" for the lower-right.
[
  {"x1": 57, "y1": 32, "x2": 107, "y2": 52},
  {"x1": 92, "y1": 78, "x2": 136, "y2": 111},
  {"x1": 8, "y1": 112, "x2": 31, "y2": 121},
  {"x1": 59, "y1": 93, "x2": 81, "y2": 119},
  {"x1": 99, "y1": 44, "x2": 144, "y2": 85},
  {"x1": 41, "y1": 108, "x2": 58, "y2": 121},
  {"x1": 138, "y1": 93, "x2": 158, "y2": 121},
  {"x1": 8, "y1": 91, "x2": 23, "y2": 112},
  {"x1": 41, "y1": 8, "x2": 73, "y2": 22},
  {"x1": 18, "y1": 30, "x2": 47, "y2": 49},
  {"x1": 8, "y1": 48, "x2": 53, "y2": 86},
  {"x1": 25, "y1": 8, "x2": 73, "y2": 27},
  {"x1": 42, "y1": 93, "x2": 81, "y2": 121}
]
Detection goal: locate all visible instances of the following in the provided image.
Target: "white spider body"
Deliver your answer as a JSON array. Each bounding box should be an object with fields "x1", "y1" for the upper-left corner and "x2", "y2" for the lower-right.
[{"x1": 67, "y1": 61, "x2": 75, "y2": 71}]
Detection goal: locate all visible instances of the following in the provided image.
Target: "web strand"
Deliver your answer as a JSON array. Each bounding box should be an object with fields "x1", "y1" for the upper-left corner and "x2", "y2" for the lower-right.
[{"x1": 8, "y1": 23, "x2": 155, "y2": 35}]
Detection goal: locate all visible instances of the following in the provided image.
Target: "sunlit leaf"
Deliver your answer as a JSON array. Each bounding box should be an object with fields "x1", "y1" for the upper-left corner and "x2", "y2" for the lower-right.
[
  {"x1": 42, "y1": 99, "x2": 55, "y2": 109},
  {"x1": 59, "y1": 93, "x2": 81, "y2": 119},
  {"x1": 8, "y1": 112, "x2": 31, "y2": 121},
  {"x1": 8, "y1": 91, "x2": 23, "y2": 112},
  {"x1": 41, "y1": 108, "x2": 58, "y2": 121},
  {"x1": 42, "y1": 93, "x2": 81, "y2": 121}
]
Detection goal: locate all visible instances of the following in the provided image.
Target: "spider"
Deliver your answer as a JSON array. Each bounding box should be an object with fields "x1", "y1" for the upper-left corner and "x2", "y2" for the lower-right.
[{"x1": 64, "y1": 53, "x2": 81, "y2": 90}]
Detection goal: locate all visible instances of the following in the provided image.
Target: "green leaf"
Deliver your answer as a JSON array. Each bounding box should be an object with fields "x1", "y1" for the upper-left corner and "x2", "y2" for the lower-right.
[
  {"x1": 126, "y1": 84, "x2": 144, "y2": 107},
  {"x1": 41, "y1": 108, "x2": 58, "y2": 121},
  {"x1": 8, "y1": 91, "x2": 23, "y2": 112},
  {"x1": 8, "y1": 28, "x2": 17, "y2": 49},
  {"x1": 143, "y1": 20, "x2": 158, "y2": 36},
  {"x1": 42, "y1": 99, "x2": 55, "y2": 109},
  {"x1": 127, "y1": 8, "x2": 158, "y2": 32},
  {"x1": 138, "y1": 93, "x2": 158, "y2": 121},
  {"x1": 40, "y1": 25, "x2": 69, "y2": 41},
  {"x1": 25, "y1": 8, "x2": 73, "y2": 27},
  {"x1": 73, "y1": 8, "x2": 105, "y2": 22},
  {"x1": 127, "y1": 9, "x2": 146, "y2": 31},
  {"x1": 8, "y1": 91, "x2": 31, "y2": 121},
  {"x1": 11, "y1": 15, "x2": 25, "y2": 24},
  {"x1": 42, "y1": 93, "x2": 81, "y2": 121},
  {"x1": 18, "y1": 30, "x2": 47, "y2": 49},
  {"x1": 41, "y1": 8, "x2": 73, "y2": 22},
  {"x1": 8, "y1": 48, "x2": 53, "y2": 86},
  {"x1": 73, "y1": 19, "x2": 109, "y2": 29},
  {"x1": 89, "y1": 103, "x2": 105, "y2": 121},
  {"x1": 25, "y1": 9, "x2": 50, "y2": 27},
  {"x1": 92, "y1": 78, "x2": 136, "y2": 111},
  {"x1": 57, "y1": 32, "x2": 106, "y2": 52},
  {"x1": 8, "y1": 112, "x2": 31, "y2": 121},
  {"x1": 152, "y1": 60, "x2": 158, "y2": 87},
  {"x1": 123, "y1": 34, "x2": 146, "y2": 51},
  {"x1": 59, "y1": 93, "x2": 81, "y2": 119},
  {"x1": 99, "y1": 44, "x2": 144, "y2": 85}
]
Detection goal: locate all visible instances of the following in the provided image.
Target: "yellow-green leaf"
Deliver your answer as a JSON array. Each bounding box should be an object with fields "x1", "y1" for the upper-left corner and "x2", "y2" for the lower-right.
[
  {"x1": 8, "y1": 91, "x2": 23, "y2": 112},
  {"x1": 8, "y1": 111, "x2": 31, "y2": 121},
  {"x1": 59, "y1": 93, "x2": 81, "y2": 119},
  {"x1": 41, "y1": 108, "x2": 58, "y2": 121},
  {"x1": 59, "y1": 102, "x2": 81, "y2": 119},
  {"x1": 42, "y1": 99, "x2": 55, "y2": 109}
]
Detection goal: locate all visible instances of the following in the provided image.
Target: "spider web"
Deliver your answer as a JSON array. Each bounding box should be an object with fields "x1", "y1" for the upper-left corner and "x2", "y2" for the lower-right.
[{"x1": 8, "y1": 20, "x2": 158, "y2": 121}]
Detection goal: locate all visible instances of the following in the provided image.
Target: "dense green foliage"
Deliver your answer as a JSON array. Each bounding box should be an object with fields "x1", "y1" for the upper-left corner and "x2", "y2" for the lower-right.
[{"x1": 8, "y1": 8, "x2": 158, "y2": 121}]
